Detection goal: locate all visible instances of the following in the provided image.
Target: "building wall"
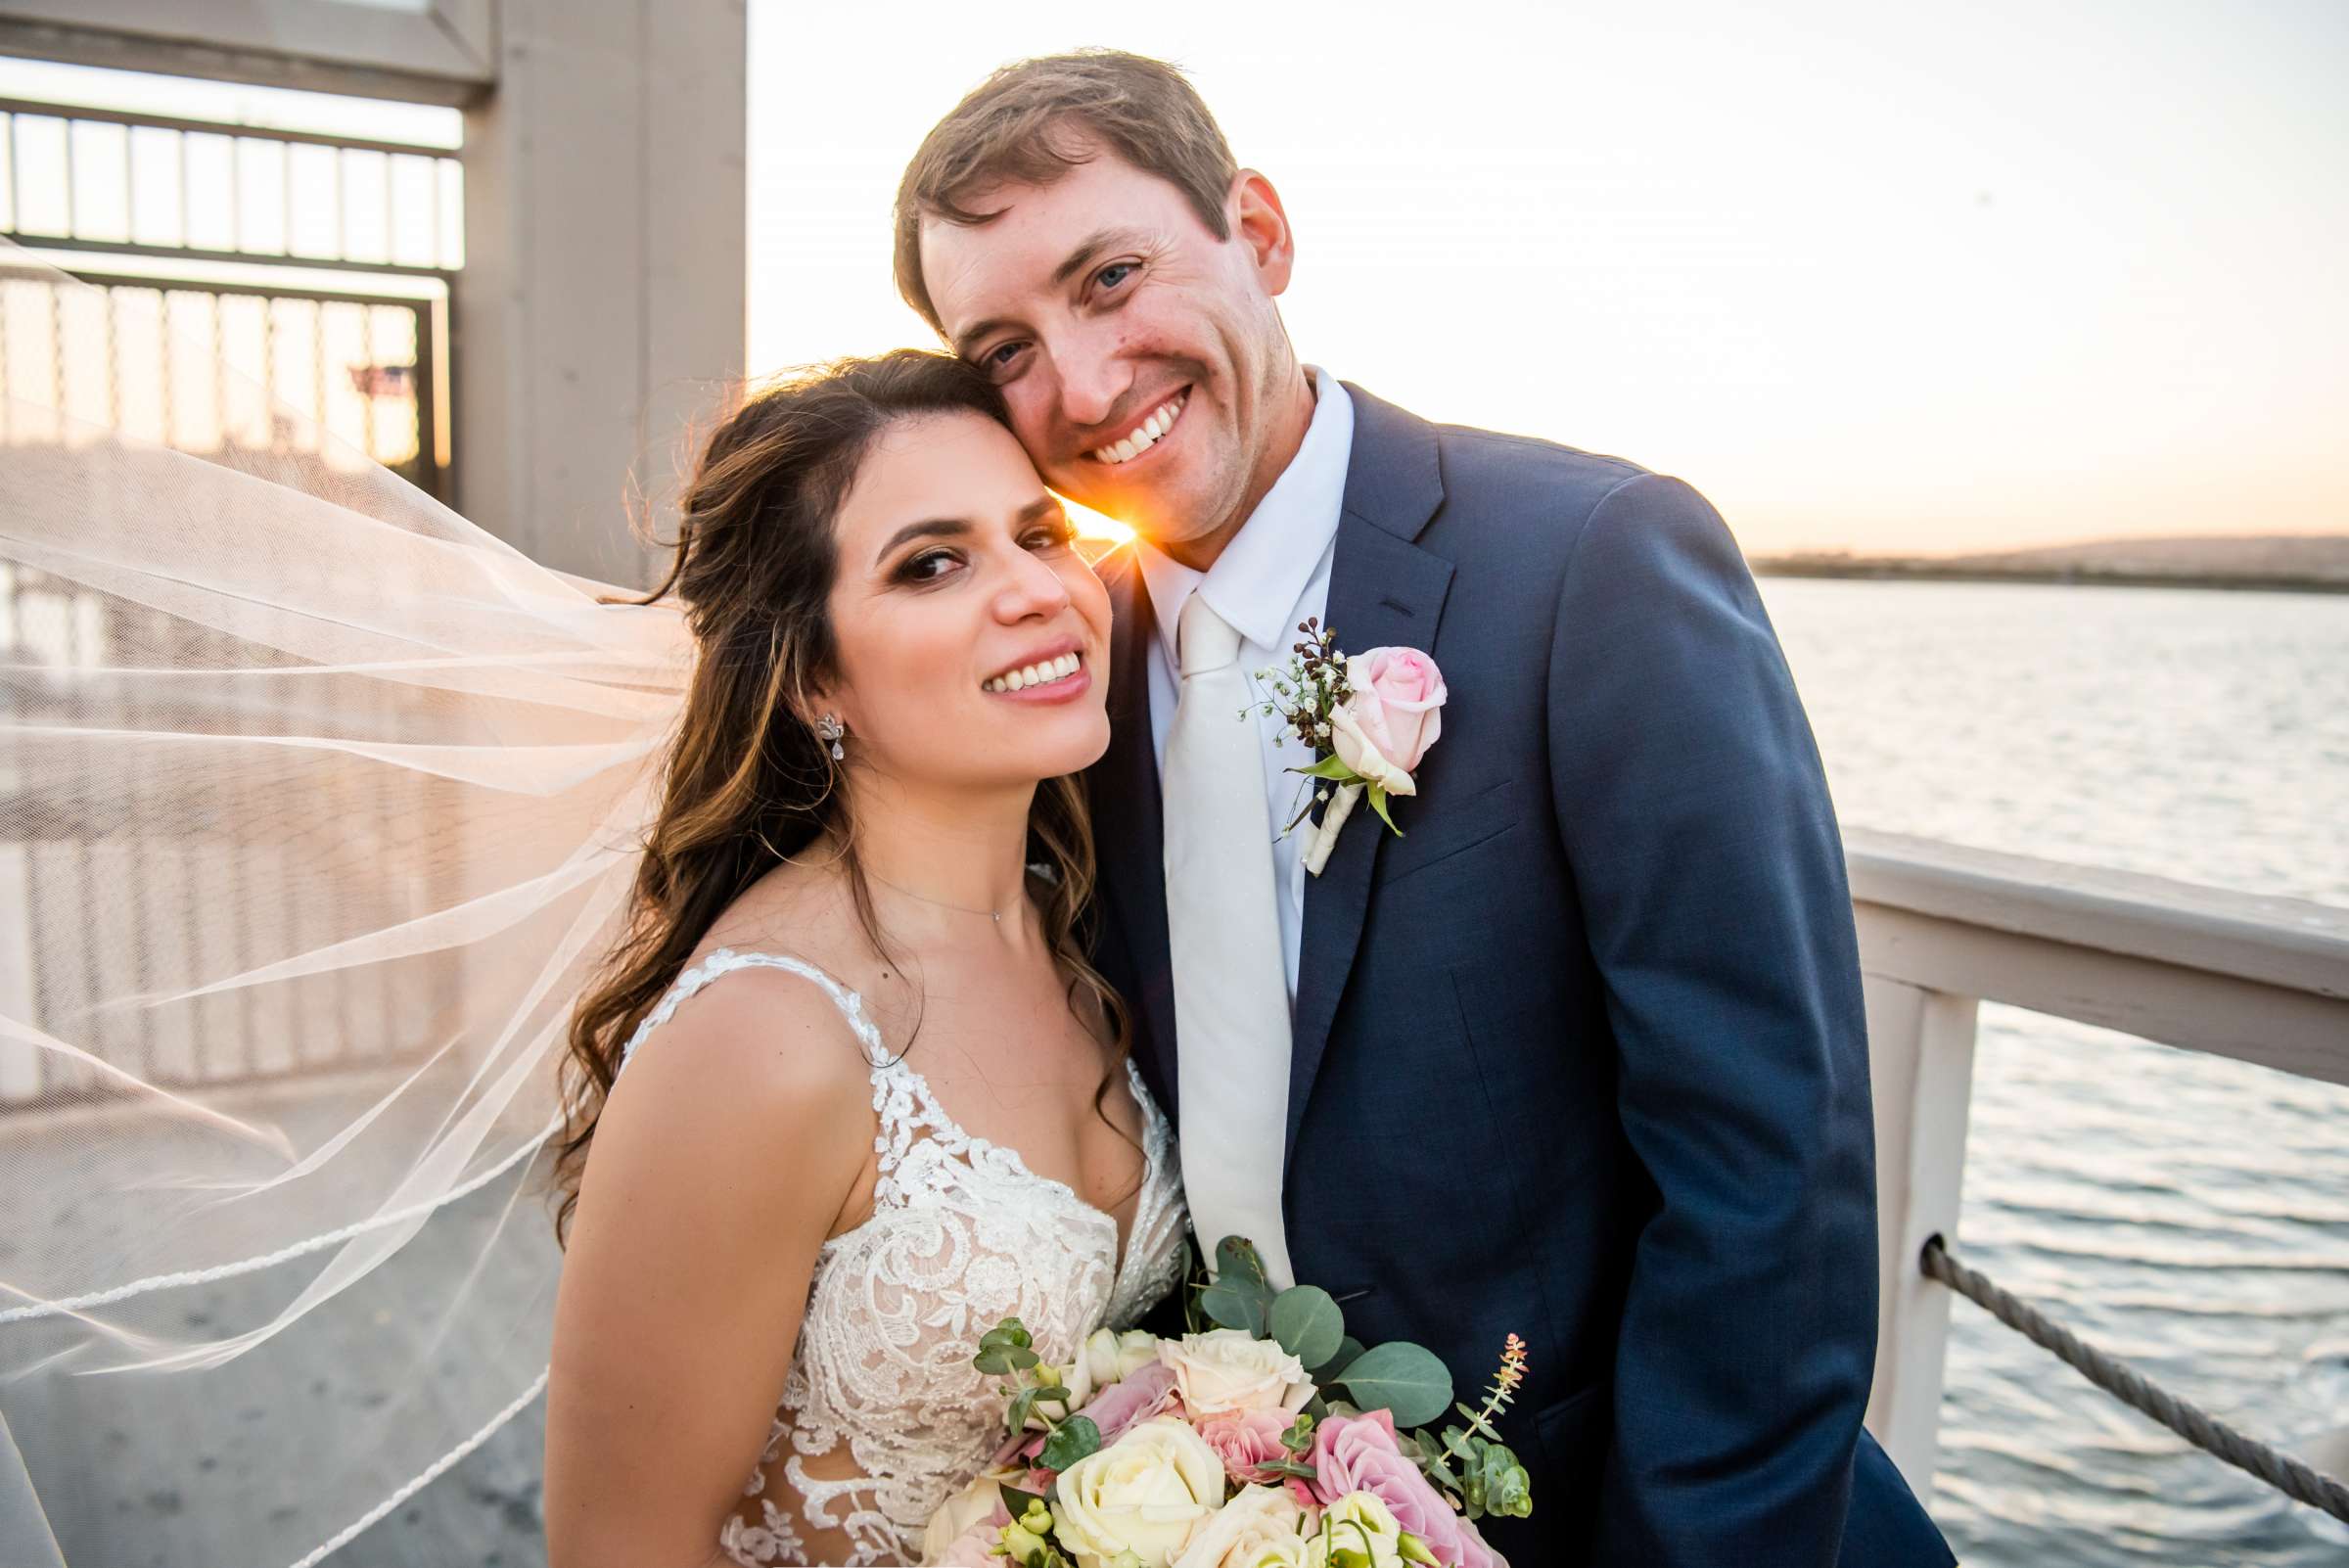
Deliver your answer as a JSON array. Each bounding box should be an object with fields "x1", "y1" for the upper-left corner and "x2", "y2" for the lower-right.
[
  {"x1": 0, "y1": 0, "x2": 750, "y2": 586},
  {"x1": 457, "y1": 0, "x2": 747, "y2": 585}
]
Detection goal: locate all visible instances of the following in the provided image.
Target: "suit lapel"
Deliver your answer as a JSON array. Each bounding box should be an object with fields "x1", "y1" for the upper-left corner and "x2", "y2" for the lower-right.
[
  {"x1": 1284, "y1": 387, "x2": 1454, "y2": 1175},
  {"x1": 1090, "y1": 548, "x2": 1178, "y2": 1117}
]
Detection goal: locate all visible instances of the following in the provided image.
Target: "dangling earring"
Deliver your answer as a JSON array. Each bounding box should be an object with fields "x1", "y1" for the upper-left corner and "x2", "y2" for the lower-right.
[{"x1": 816, "y1": 713, "x2": 846, "y2": 761}]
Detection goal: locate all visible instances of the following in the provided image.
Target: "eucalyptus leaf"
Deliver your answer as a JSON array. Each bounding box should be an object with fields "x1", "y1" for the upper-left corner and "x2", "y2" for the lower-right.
[
  {"x1": 1213, "y1": 1235, "x2": 1269, "y2": 1288},
  {"x1": 1201, "y1": 1238, "x2": 1274, "y2": 1335},
  {"x1": 1331, "y1": 1341, "x2": 1454, "y2": 1429},
  {"x1": 1468, "y1": 1440, "x2": 1532, "y2": 1520},
  {"x1": 1268, "y1": 1285, "x2": 1345, "y2": 1369},
  {"x1": 1037, "y1": 1414, "x2": 1102, "y2": 1473},
  {"x1": 1314, "y1": 1335, "x2": 1368, "y2": 1381},
  {"x1": 1200, "y1": 1274, "x2": 1272, "y2": 1336}
]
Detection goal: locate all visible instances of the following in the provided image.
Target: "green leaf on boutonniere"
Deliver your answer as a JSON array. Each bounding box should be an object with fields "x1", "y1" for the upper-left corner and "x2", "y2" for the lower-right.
[
  {"x1": 1037, "y1": 1414, "x2": 1102, "y2": 1472},
  {"x1": 1330, "y1": 1341, "x2": 1453, "y2": 1428},
  {"x1": 1363, "y1": 783, "x2": 1402, "y2": 837},
  {"x1": 1268, "y1": 1285, "x2": 1345, "y2": 1369},
  {"x1": 1291, "y1": 754, "x2": 1362, "y2": 783}
]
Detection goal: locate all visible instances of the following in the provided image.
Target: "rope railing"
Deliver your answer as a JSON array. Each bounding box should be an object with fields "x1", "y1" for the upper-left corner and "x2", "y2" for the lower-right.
[{"x1": 1920, "y1": 1234, "x2": 2349, "y2": 1526}]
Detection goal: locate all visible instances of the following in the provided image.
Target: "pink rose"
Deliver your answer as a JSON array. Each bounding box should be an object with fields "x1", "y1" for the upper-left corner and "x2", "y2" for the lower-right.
[
  {"x1": 1075, "y1": 1359, "x2": 1182, "y2": 1447},
  {"x1": 1310, "y1": 1408, "x2": 1504, "y2": 1568},
  {"x1": 1195, "y1": 1407, "x2": 1295, "y2": 1486},
  {"x1": 1330, "y1": 647, "x2": 1447, "y2": 793},
  {"x1": 992, "y1": 1361, "x2": 1183, "y2": 1482}
]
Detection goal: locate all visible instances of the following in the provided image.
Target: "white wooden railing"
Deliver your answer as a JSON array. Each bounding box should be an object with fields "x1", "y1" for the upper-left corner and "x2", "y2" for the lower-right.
[{"x1": 1850, "y1": 827, "x2": 2349, "y2": 1495}]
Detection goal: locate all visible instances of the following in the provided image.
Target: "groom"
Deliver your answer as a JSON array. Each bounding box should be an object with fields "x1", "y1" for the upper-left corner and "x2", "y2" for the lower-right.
[{"x1": 896, "y1": 52, "x2": 1952, "y2": 1567}]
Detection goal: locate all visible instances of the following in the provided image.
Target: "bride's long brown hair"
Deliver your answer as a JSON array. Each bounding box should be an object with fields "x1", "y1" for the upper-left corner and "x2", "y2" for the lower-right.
[{"x1": 552, "y1": 351, "x2": 1129, "y2": 1242}]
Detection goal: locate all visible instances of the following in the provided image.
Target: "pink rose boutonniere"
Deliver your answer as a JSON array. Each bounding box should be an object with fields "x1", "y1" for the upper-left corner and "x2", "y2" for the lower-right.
[{"x1": 1248, "y1": 619, "x2": 1449, "y2": 875}]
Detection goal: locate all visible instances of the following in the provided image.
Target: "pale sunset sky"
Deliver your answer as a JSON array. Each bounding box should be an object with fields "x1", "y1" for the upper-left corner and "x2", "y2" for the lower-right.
[
  {"x1": 746, "y1": 0, "x2": 2349, "y2": 555},
  {"x1": 3, "y1": 4, "x2": 2341, "y2": 556}
]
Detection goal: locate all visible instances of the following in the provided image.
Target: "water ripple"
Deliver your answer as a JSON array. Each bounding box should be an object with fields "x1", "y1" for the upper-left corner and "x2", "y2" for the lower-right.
[{"x1": 1766, "y1": 580, "x2": 2349, "y2": 1568}]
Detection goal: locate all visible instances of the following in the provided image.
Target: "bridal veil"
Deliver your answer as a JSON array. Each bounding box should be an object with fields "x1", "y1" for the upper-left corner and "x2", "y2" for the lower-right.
[{"x1": 0, "y1": 246, "x2": 691, "y2": 1565}]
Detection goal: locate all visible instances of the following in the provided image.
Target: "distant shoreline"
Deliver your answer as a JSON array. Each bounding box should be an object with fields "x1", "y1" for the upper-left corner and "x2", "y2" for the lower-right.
[{"x1": 1749, "y1": 560, "x2": 2349, "y2": 595}]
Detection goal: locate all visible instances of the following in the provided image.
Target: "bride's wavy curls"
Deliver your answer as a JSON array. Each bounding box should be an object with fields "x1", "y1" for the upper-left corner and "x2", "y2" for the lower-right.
[{"x1": 553, "y1": 350, "x2": 1130, "y2": 1242}]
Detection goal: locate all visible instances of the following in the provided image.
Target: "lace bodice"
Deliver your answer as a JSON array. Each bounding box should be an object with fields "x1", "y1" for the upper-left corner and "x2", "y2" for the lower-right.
[{"x1": 615, "y1": 947, "x2": 1190, "y2": 1568}]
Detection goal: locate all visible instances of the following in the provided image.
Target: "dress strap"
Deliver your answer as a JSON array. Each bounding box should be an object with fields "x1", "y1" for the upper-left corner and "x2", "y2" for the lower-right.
[{"x1": 615, "y1": 946, "x2": 888, "y2": 1078}]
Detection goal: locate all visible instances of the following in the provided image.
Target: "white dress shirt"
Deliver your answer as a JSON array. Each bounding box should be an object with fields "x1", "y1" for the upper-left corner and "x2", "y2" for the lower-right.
[{"x1": 1137, "y1": 370, "x2": 1355, "y2": 1002}]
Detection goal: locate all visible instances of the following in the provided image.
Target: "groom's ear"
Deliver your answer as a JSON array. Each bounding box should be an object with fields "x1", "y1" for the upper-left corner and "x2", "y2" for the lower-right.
[{"x1": 1228, "y1": 169, "x2": 1296, "y2": 298}]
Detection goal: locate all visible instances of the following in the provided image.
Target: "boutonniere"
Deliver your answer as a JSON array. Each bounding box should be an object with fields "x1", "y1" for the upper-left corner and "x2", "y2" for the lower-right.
[{"x1": 1245, "y1": 618, "x2": 1449, "y2": 876}]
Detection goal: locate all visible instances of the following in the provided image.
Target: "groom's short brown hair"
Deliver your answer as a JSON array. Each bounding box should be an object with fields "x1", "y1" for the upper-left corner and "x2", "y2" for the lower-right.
[{"x1": 894, "y1": 50, "x2": 1240, "y2": 333}]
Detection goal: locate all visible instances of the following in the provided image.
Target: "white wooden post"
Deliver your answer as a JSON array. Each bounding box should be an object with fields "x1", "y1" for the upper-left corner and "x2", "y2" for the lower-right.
[{"x1": 1861, "y1": 974, "x2": 1980, "y2": 1497}]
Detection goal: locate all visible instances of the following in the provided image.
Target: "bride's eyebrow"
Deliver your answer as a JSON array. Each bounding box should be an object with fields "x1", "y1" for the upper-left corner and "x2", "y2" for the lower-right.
[
  {"x1": 873, "y1": 518, "x2": 970, "y2": 568},
  {"x1": 871, "y1": 497, "x2": 1059, "y2": 569}
]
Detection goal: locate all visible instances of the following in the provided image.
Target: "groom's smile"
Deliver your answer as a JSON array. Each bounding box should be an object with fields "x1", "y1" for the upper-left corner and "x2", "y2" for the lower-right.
[{"x1": 1084, "y1": 389, "x2": 1188, "y2": 467}]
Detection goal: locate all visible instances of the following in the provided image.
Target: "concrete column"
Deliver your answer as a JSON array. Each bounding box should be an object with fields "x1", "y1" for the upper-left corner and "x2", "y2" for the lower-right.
[{"x1": 457, "y1": 0, "x2": 745, "y2": 586}]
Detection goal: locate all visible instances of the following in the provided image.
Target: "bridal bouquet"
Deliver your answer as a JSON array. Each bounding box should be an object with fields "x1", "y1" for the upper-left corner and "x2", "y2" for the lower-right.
[{"x1": 921, "y1": 1237, "x2": 1531, "y2": 1568}]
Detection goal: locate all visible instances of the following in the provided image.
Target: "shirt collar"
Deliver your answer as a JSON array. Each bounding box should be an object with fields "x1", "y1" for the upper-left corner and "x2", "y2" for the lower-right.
[{"x1": 1136, "y1": 369, "x2": 1355, "y2": 667}]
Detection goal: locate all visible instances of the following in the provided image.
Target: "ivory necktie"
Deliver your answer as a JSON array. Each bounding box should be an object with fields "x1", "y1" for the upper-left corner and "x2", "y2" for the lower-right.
[{"x1": 1162, "y1": 592, "x2": 1297, "y2": 1289}]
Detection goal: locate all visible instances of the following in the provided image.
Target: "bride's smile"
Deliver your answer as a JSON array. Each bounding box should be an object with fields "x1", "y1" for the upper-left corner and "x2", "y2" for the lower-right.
[{"x1": 979, "y1": 641, "x2": 1090, "y2": 699}]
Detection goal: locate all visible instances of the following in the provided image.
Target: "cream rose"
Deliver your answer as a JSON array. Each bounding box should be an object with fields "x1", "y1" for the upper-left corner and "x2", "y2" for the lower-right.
[
  {"x1": 1172, "y1": 1484, "x2": 1310, "y2": 1568},
  {"x1": 1036, "y1": 1327, "x2": 1165, "y2": 1430},
  {"x1": 1156, "y1": 1329, "x2": 1315, "y2": 1419},
  {"x1": 1305, "y1": 1492, "x2": 1409, "y2": 1568},
  {"x1": 1061, "y1": 1325, "x2": 1163, "y2": 1408},
  {"x1": 1051, "y1": 1415, "x2": 1228, "y2": 1568},
  {"x1": 919, "y1": 1467, "x2": 1016, "y2": 1565},
  {"x1": 1087, "y1": 1326, "x2": 1165, "y2": 1385}
]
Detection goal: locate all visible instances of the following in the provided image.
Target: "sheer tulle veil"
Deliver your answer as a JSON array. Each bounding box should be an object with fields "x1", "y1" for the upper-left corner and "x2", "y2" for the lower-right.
[{"x1": 0, "y1": 245, "x2": 693, "y2": 1565}]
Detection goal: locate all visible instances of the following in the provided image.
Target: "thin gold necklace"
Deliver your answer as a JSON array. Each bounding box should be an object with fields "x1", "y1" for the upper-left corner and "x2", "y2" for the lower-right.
[{"x1": 864, "y1": 867, "x2": 1018, "y2": 924}]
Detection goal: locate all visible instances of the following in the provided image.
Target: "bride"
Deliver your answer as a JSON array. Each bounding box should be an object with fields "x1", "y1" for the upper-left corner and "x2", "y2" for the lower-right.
[
  {"x1": 0, "y1": 253, "x2": 1182, "y2": 1568},
  {"x1": 540, "y1": 350, "x2": 1189, "y2": 1567}
]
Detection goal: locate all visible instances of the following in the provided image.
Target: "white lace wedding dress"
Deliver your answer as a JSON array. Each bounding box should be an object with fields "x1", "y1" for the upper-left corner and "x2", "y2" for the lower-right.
[{"x1": 616, "y1": 948, "x2": 1192, "y2": 1568}]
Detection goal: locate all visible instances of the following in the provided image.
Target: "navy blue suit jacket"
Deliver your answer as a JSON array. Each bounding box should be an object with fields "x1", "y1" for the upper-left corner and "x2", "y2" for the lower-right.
[{"x1": 1082, "y1": 387, "x2": 1953, "y2": 1566}]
